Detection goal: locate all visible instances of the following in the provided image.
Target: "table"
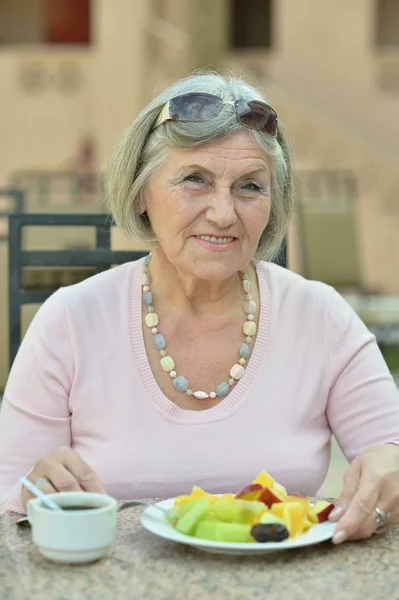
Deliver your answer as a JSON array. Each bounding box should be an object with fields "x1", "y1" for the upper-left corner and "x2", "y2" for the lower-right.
[{"x1": 0, "y1": 505, "x2": 398, "y2": 600}]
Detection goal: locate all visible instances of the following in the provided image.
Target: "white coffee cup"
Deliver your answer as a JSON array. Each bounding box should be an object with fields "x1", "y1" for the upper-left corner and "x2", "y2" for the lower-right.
[{"x1": 27, "y1": 492, "x2": 118, "y2": 564}]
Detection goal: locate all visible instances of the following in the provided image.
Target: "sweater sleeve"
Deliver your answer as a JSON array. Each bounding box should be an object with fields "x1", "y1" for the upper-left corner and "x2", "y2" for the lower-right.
[
  {"x1": 0, "y1": 289, "x2": 73, "y2": 514},
  {"x1": 326, "y1": 289, "x2": 399, "y2": 463}
]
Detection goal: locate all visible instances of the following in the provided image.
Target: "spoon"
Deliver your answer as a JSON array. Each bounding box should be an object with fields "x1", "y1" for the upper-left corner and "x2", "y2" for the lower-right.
[
  {"x1": 16, "y1": 496, "x2": 178, "y2": 528},
  {"x1": 20, "y1": 477, "x2": 63, "y2": 511},
  {"x1": 117, "y1": 499, "x2": 178, "y2": 521}
]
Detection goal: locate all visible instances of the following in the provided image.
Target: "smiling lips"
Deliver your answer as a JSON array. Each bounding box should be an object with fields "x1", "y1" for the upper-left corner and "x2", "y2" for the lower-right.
[{"x1": 196, "y1": 235, "x2": 236, "y2": 245}]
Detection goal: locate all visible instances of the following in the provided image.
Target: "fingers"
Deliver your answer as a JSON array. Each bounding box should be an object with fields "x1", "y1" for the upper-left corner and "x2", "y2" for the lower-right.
[
  {"x1": 329, "y1": 457, "x2": 362, "y2": 523},
  {"x1": 332, "y1": 472, "x2": 380, "y2": 544},
  {"x1": 22, "y1": 447, "x2": 106, "y2": 510},
  {"x1": 35, "y1": 476, "x2": 57, "y2": 496},
  {"x1": 59, "y1": 448, "x2": 107, "y2": 494}
]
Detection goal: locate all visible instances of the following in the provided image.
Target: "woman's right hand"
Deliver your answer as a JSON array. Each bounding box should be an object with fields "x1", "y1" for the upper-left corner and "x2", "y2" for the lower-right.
[{"x1": 21, "y1": 446, "x2": 107, "y2": 511}]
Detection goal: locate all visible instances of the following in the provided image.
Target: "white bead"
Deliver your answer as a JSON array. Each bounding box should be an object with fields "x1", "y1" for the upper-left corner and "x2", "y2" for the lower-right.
[
  {"x1": 210, "y1": 392, "x2": 216, "y2": 399},
  {"x1": 247, "y1": 313, "x2": 254, "y2": 321},
  {"x1": 152, "y1": 327, "x2": 158, "y2": 334},
  {"x1": 228, "y1": 378, "x2": 235, "y2": 386},
  {"x1": 243, "y1": 280, "x2": 251, "y2": 293},
  {"x1": 244, "y1": 300, "x2": 256, "y2": 314},
  {"x1": 245, "y1": 336, "x2": 252, "y2": 343},
  {"x1": 193, "y1": 391, "x2": 209, "y2": 399},
  {"x1": 143, "y1": 285, "x2": 150, "y2": 292},
  {"x1": 170, "y1": 371, "x2": 177, "y2": 378},
  {"x1": 246, "y1": 294, "x2": 252, "y2": 300},
  {"x1": 140, "y1": 272, "x2": 149, "y2": 285},
  {"x1": 230, "y1": 364, "x2": 245, "y2": 380}
]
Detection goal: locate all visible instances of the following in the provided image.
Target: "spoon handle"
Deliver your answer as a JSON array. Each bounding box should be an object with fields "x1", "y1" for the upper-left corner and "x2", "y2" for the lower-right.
[{"x1": 20, "y1": 477, "x2": 62, "y2": 511}]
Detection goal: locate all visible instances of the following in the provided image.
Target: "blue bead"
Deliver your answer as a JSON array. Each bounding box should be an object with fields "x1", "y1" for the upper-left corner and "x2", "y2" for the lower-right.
[
  {"x1": 144, "y1": 292, "x2": 153, "y2": 307},
  {"x1": 153, "y1": 334, "x2": 165, "y2": 350},
  {"x1": 173, "y1": 376, "x2": 188, "y2": 392},
  {"x1": 143, "y1": 254, "x2": 152, "y2": 266},
  {"x1": 239, "y1": 344, "x2": 252, "y2": 359},
  {"x1": 215, "y1": 382, "x2": 230, "y2": 397}
]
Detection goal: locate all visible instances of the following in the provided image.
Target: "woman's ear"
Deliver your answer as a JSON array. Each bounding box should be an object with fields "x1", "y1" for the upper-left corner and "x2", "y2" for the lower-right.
[{"x1": 137, "y1": 195, "x2": 146, "y2": 215}]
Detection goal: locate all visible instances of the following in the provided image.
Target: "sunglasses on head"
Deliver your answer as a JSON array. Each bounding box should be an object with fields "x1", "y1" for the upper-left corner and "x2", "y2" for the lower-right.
[{"x1": 153, "y1": 93, "x2": 278, "y2": 136}]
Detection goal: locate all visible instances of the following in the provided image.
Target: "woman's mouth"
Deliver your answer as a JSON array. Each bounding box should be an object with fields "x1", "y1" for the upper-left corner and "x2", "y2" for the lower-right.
[
  {"x1": 193, "y1": 235, "x2": 238, "y2": 251},
  {"x1": 196, "y1": 235, "x2": 235, "y2": 245}
]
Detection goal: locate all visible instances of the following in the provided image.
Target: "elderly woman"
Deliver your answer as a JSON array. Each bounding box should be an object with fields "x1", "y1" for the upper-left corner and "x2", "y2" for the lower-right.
[{"x1": 0, "y1": 73, "x2": 398, "y2": 545}]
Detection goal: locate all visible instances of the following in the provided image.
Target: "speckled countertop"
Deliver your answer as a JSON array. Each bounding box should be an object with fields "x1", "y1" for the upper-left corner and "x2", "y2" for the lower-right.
[{"x1": 0, "y1": 503, "x2": 398, "y2": 600}]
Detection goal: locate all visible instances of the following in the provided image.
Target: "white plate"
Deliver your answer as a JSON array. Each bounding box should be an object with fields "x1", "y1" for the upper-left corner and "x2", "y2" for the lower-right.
[{"x1": 140, "y1": 498, "x2": 336, "y2": 555}]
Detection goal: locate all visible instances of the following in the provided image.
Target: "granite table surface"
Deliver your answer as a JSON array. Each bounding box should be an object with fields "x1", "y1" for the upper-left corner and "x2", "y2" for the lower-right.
[{"x1": 0, "y1": 503, "x2": 398, "y2": 600}]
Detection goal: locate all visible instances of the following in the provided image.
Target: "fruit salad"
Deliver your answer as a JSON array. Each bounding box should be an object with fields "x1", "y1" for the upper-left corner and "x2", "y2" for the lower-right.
[{"x1": 166, "y1": 471, "x2": 334, "y2": 544}]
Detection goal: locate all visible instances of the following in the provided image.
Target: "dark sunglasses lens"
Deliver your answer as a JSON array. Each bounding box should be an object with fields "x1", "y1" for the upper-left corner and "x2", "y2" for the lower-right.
[
  {"x1": 239, "y1": 101, "x2": 278, "y2": 135},
  {"x1": 170, "y1": 93, "x2": 223, "y2": 122}
]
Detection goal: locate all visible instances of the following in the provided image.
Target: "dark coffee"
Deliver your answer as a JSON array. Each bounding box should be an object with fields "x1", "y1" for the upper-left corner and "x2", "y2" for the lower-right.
[{"x1": 60, "y1": 505, "x2": 99, "y2": 511}]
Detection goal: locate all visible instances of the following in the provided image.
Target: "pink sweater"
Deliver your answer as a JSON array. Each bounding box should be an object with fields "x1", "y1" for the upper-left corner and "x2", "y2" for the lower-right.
[{"x1": 1, "y1": 260, "x2": 399, "y2": 514}]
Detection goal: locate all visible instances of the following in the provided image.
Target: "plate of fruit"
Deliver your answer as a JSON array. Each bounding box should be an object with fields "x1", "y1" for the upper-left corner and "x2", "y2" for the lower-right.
[{"x1": 140, "y1": 471, "x2": 336, "y2": 555}]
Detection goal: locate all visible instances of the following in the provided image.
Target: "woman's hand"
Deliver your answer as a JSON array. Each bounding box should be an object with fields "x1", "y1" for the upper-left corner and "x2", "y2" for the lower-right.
[
  {"x1": 329, "y1": 443, "x2": 399, "y2": 543},
  {"x1": 21, "y1": 446, "x2": 107, "y2": 511}
]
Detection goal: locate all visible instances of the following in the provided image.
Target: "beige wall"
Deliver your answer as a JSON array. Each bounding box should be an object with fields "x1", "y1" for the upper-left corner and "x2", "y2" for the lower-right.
[
  {"x1": 0, "y1": 0, "x2": 398, "y2": 294},
  {"x1": 0, "y1": 47, "x2": 93, "y2": 187},
  {"x1": 271, "y1": 0, "x2": 399, "y2": 158},
  {"x1": 89, "y1": 0, "x2": 149, "y2": 167},
  {"x1": 0, "y1": 0, "x2": 149, "y2": 187}
]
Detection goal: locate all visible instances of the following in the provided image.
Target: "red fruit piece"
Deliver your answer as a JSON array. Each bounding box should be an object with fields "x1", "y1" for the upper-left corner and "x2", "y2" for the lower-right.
[{"x1": 235, "y1": 484, "x2": 264, "y2": 501}]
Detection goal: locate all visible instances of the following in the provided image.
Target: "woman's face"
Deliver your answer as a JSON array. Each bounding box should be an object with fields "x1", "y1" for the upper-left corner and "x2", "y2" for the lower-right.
[{"x1": 142, "y1": 130, "x2": 271, "y2": 280}]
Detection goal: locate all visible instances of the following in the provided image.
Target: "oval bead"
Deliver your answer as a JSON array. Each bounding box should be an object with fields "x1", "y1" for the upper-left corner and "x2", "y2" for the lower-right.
[
  {"x1": 240, "y1": 343, "x2": 252, "y2": 359},
  {"x1": 173, "y1": 376, "x2": 188, "y2": 392},
  {"x1": 244, "y1": 300, "x2": 257, "y2": 314},
  {"x1": 153, "y1": 333, "x2": 165, "y2": 350},
  {"x1": 160, "y1": 356, "x2": 175, "y2": 372},
  {"x1": 145, "y1": 313, "x2": 159, "y2": 328},
  {"x1": 140, "y1": 272, "x2": 149, "y2": 286},
  {"x1": 215, "y1": 382, "x2": 230, "y2": 397},
  {"x1": 230, "y1": 364, "x2": 245, "y2": 380},
  {"x1": 144, "y1": 292, "x2": 153, "y2": 307},
  {"x1": 193, "y1": 391, "x2": 209, "y2": 399},
  {"x1": 243, "y1": 280, "x2": 251, "y2": 293},
  {"x1": 243, "y1": 321, "x2": 257, "y2": 336}
]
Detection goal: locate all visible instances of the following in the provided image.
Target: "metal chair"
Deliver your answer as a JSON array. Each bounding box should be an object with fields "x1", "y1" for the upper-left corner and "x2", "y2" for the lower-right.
[
  {"x1": 8, "y1": 212, "x2": 146, "y2": 369},
  {"x1": 0, "y1": 189, "x2": 24, "y2": 240},
  {"x1": 0, "y1": 190, "x2": 25, "y2": 391},
  {"x1": 7, "y1": 211, "x2": 288, "y2": 370}
]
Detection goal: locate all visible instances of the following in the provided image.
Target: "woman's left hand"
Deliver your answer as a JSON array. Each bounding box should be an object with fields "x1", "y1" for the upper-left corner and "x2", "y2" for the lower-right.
[{"x1": 329, "y1": 443, "x2": 399, "y2": 544}]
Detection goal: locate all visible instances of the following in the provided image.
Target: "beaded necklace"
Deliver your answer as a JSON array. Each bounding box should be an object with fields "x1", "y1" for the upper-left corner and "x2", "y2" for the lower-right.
[{"x1": 141, "y1": 254, "x2": 257, "y2": 399}]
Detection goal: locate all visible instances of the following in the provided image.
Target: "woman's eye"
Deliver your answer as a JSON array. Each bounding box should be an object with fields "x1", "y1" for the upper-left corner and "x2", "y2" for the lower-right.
[
  {"x1": 183, "y1": 173, "x2": 206, "y2": 184},
  {"x1": 241, "y1": 181, "x2": 263, "y2": 193}
]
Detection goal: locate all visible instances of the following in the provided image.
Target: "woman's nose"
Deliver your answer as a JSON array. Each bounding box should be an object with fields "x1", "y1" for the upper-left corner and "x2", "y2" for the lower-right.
[{"x1": 205, "y1": 191, "x2": 237, "y2": 228}]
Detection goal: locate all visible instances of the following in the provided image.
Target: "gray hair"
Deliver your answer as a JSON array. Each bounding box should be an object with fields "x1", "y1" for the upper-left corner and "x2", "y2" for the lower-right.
[{"x1": 105, "y1": 72, "x2": 295, "y2": 261}]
